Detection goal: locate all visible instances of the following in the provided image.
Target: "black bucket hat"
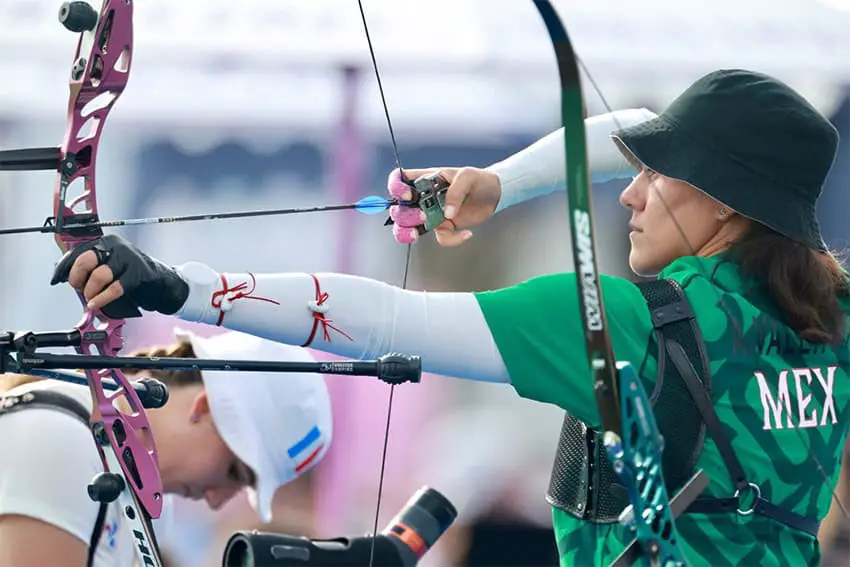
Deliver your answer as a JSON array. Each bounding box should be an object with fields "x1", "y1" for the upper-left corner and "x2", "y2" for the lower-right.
[{"x1": 611, "y1": 69, "x2": 839, "y2": 251}]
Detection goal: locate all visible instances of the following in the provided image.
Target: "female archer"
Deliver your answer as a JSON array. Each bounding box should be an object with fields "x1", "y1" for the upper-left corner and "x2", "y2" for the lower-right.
[
  {"x1": 0, "y1": 329, "x2": 332, "y2": 567},
  {"x1": 52, "y1": 69, "x2": 850, "y2": 566}
]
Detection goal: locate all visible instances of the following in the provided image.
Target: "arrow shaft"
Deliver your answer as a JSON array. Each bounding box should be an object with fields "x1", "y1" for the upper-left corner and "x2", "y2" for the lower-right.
[{"x1": 0, "y1": 199, "x2": 402, "y2": 236}]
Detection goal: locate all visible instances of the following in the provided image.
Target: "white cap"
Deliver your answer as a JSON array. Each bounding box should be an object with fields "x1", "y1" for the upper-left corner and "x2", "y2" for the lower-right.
[{"x1": 173, "y1": 327, "x2": 332, "y2": 523}]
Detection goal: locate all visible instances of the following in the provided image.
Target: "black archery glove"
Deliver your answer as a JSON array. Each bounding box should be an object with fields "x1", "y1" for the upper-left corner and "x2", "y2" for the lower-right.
[{"x1": 50, "y1": 234, "x2": 190, "y2": 319}]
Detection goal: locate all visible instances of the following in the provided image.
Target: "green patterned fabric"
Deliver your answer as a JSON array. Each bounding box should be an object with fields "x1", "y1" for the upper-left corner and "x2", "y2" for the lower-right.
[{"x1": 474, "y1": 255, "x2": 850, "y2": 566}]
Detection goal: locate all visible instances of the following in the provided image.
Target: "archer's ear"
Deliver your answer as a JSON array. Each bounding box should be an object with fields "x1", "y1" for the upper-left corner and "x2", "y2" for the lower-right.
[{"x1": 188, "y1": 389, "x2": 211, "y2": 421}]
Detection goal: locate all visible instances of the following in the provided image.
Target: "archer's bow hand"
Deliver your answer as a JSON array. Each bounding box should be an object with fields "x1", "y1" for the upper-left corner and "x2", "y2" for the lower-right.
[
  {"x1": 387, "y1": 167, "x2": 501, "y2": 247},
  {"x1": 50, "y1": 234, "x2": 189, "y2": 319}
]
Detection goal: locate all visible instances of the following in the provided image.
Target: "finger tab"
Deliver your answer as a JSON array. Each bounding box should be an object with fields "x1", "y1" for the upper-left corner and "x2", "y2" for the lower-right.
[
  {"x1": 393, "y1": 225, "x2": 418, "y2": 245},
  {"x1": 387, "y1": 169, "x2": 412, "y2": 200},
  {"x1": 393, "y1": 207, "x2": 424, "y2": 228}
]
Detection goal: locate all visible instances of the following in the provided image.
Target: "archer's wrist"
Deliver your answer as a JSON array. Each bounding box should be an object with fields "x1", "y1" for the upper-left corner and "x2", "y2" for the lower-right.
[
  {"x1": 172, "y1": 263, "x2": 288, "y2": 329},
  {"x1": 173, "y1": 262, "x2": 221, "y2": 324}
]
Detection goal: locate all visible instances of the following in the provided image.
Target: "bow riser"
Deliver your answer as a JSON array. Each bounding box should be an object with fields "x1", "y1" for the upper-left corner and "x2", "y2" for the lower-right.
[
  {"x1": 54, "y1": 0, "x2": 165, "y2": 550},
  {"x1": 55, "y1": 0, "x2": 132, "y2": 243}
]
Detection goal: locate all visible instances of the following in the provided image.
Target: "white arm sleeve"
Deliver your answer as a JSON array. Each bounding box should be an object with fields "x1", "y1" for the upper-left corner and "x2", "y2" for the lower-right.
[
  {"x1": 171, "y1": 109, "x2": 658, "y2": 384},
  {"x1": 0, "y1": 408, "x2": 104, "y2": 545},
  {"x1": 175, "y1": 262, "x2": 511, "y2": 383},
  {"x1": 488, "y1": 108, "x2": 658, "y2": 212}
]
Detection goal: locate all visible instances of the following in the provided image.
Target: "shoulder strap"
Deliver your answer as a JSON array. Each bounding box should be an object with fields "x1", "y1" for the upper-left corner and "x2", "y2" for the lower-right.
[
  {"x1": 635, "y1": 279, "x2": 748, "y2": 492},
  {"x1": 0, "y1": 389, "x2": 90, "y2": 424},
  {"x1": 545, "y1": 278, "x2": 714, "y2": 523},
  {"x1": 635, "y1": 279, "x2": 821, "y2": 537},
  {"x1": 635, "y1": 278, "x2": 712, "y2": 492},
  {"x1": 0, "y1": 389, "x2": 107, "y2": 567},
  {"x1": 665, "y1": 341, "x2": 750, "y2": 492},
  {"x1": 88, "y1": 501, "x2": 108, "y2": 567}
]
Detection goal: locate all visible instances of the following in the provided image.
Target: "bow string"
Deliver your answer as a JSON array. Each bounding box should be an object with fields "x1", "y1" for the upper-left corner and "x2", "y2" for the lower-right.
[{"x1": 353, "y1": 3, "x2": 418, "y2": 564}]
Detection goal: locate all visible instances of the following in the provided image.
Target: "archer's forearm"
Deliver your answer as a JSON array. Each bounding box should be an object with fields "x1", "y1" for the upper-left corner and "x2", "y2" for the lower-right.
[
  {"x1": 174, "y1": 262, "x2": 511, "y2": 383},
  {"x1": 488, "y1": 108, "x2": 657, "y2": 212}
]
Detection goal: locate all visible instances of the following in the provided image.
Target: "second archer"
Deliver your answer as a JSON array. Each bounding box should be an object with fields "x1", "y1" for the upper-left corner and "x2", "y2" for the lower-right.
[{"x1": 0, "y1": 330, "x2": 332, "y2": 567}]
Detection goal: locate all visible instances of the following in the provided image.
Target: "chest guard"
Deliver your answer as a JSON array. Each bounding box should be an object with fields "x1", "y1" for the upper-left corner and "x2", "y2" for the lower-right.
[{"x1": 545, "y1": 278, "x2": 710, "y2": 523}]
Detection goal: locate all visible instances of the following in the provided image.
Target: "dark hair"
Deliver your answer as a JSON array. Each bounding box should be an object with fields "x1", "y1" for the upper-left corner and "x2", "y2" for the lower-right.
[
  {"x1": 728, "y1": 222, "x2": 850, "y2": 344},
  {"x1": 124, "y1": 338, "x2": 203, "y2": 387}
]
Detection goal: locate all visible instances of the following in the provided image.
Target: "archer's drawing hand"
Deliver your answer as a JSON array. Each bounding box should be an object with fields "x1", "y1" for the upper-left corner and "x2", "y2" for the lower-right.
[
  {"x1": 387, "y1": 167, "x2": 502, "y2": 247},
  {"x1": 50, "y1": 234, "x2": 189, "y2": 319}
]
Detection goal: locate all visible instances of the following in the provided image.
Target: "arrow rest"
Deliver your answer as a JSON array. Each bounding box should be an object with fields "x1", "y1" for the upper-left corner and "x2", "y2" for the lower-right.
[{"x1": 0, "y1": 0, "x2": 434, "y2": 566}]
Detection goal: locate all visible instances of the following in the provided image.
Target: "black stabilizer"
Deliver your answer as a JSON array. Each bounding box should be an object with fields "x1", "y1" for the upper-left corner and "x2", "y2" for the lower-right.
[
  {"x1": 135, "y1": 378, "x2": 169, "y2": 409},
  {"x1": 376, "y1": 353, "x2": 422, "y2": 385},
  {"x1": 0, "y1": 147, "x2": 62, "y2": 171}
]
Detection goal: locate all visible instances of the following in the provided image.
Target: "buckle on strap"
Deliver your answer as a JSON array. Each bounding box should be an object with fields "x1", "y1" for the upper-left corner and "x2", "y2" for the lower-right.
[{"x1": 734, "y1": 482, "x2": 761, "y2": 516}]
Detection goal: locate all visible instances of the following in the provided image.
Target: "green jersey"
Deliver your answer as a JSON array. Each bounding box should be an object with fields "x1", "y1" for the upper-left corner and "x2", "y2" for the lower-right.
[{"x1": 474, "y1": 255, "x2": 850, "y2": 566}]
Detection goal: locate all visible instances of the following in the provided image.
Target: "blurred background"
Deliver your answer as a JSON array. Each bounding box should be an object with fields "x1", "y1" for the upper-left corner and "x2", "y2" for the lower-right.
[{"x1": 3, "y1": 0, "x2": 850, "y2": 565}]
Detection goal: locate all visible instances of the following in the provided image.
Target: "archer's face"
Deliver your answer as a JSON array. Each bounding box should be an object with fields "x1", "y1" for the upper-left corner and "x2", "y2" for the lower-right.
[
  {"x1": 619, "y1": 167, "x2": 727, "y2": 276},
  {"x1": 147, "y1": 385, "x2": 255, "y2": 511}
]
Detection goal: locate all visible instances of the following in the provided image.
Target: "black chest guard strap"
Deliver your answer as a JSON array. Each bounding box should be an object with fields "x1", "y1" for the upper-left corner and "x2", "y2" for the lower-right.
[{"x1": 545, "y1": 278, "x2": 710, "y2": 523}]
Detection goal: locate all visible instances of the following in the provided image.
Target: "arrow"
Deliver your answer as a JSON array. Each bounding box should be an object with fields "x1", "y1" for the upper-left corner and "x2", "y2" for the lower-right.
[{"x1": 0, "y1": 195, "x2": 404, "y2": 236}]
